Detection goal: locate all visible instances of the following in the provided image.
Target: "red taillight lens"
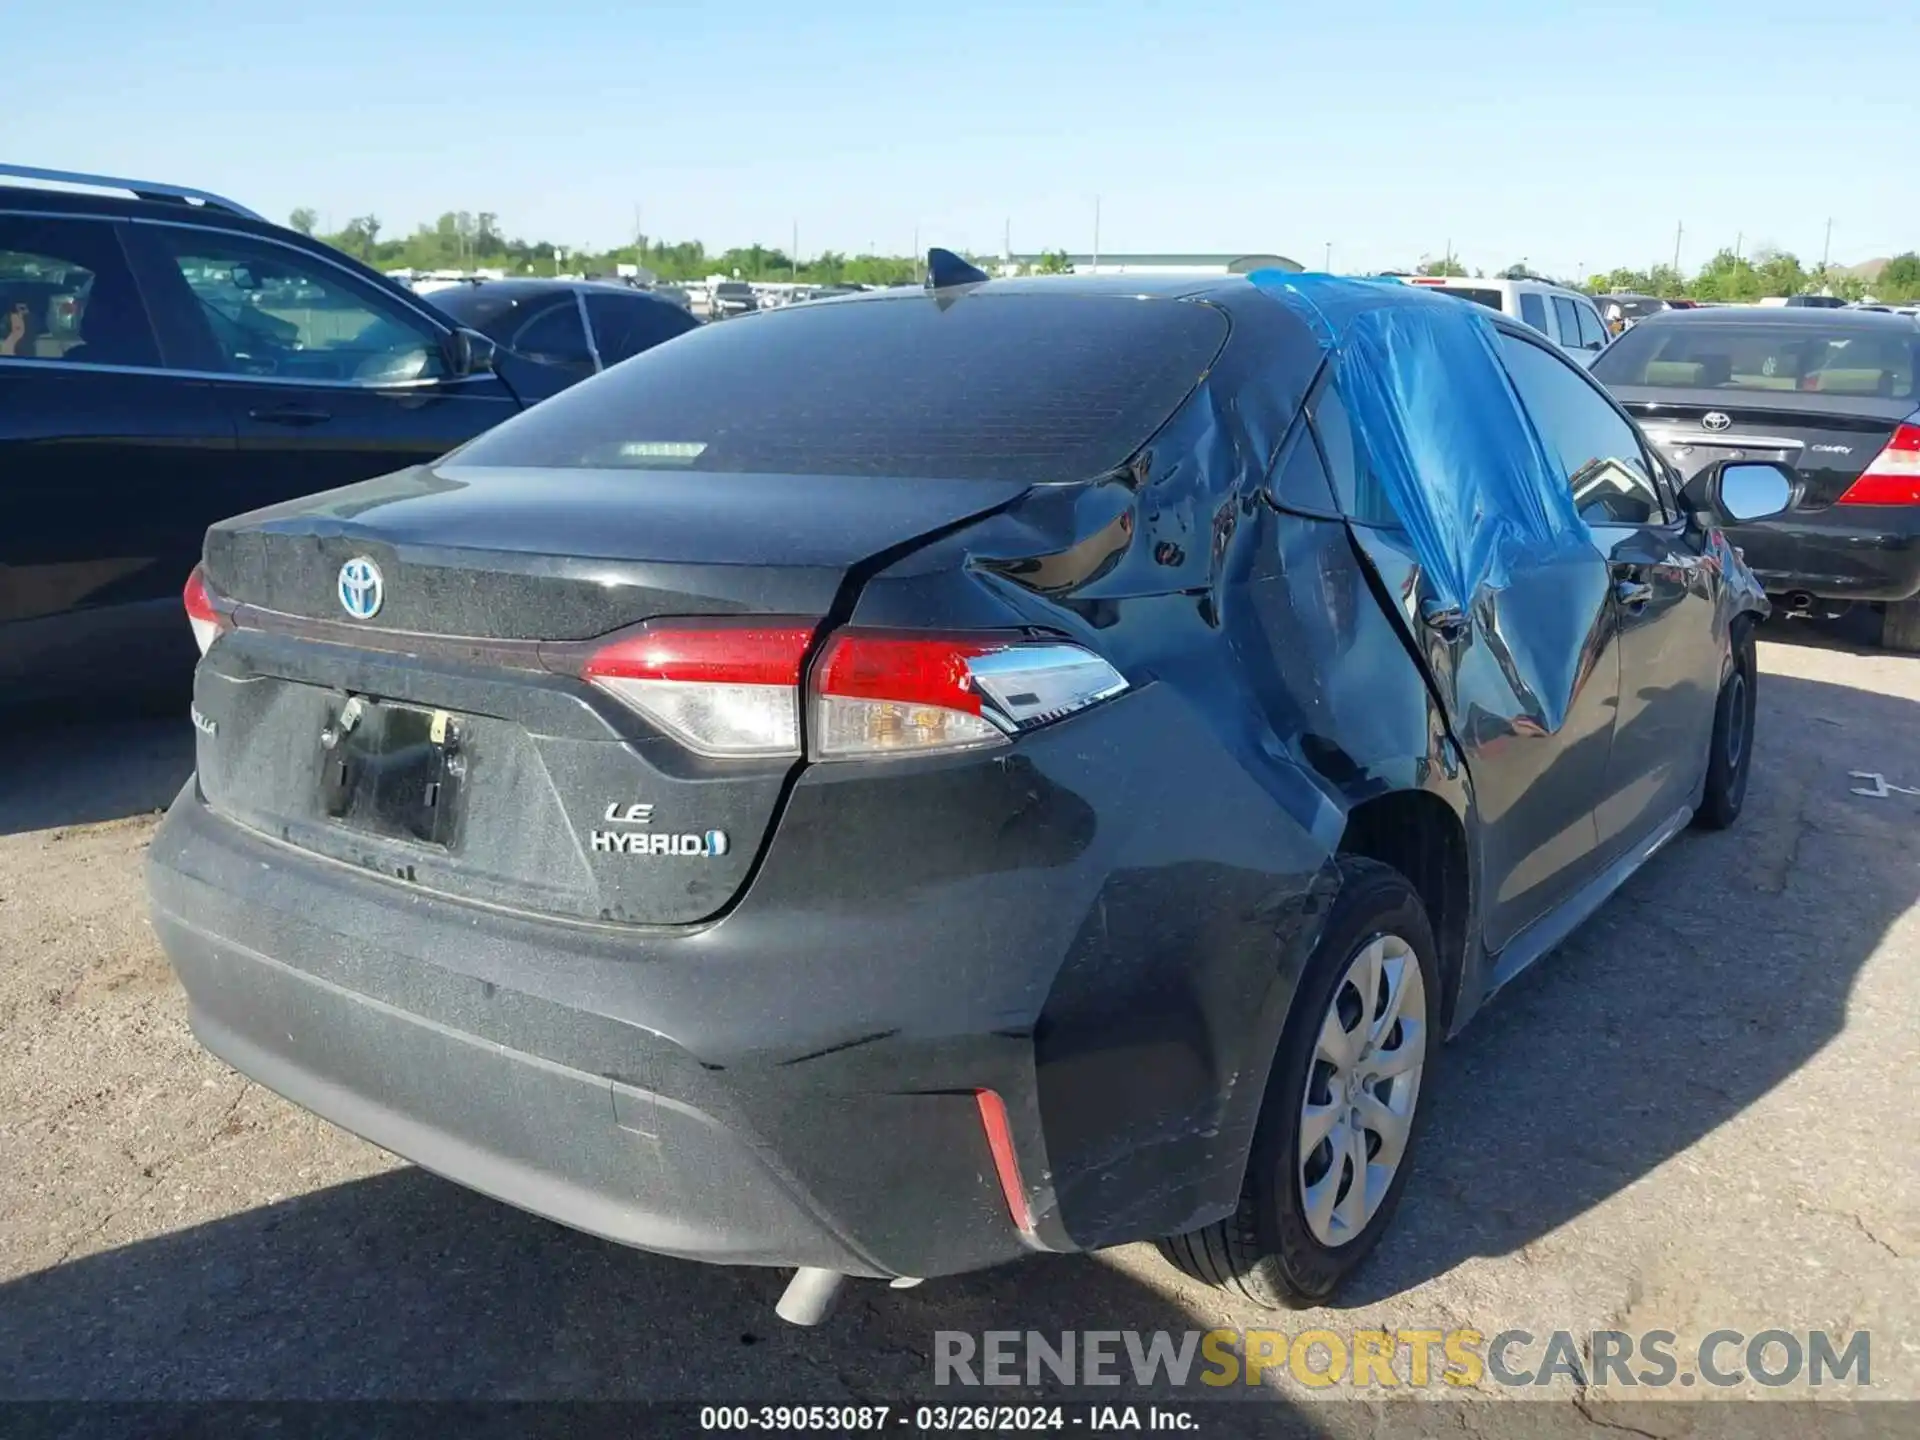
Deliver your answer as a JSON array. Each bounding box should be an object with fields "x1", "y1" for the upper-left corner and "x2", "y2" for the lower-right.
[
  {"x1": 578, "y1": 620, "x2": 1128, "y2": 761},
  {"x1": 581, "y1": 621, "x2": 814, "y2": 757},
  {"x1": 1836, "y1": 422, "x2": 1920, "y2": 506},
  {"x1": 812, "y1": 632, "x2": 1128, "y2": 760},
  {"x1": 182, "y1": 565, "x2": 225, "y2": 656}
]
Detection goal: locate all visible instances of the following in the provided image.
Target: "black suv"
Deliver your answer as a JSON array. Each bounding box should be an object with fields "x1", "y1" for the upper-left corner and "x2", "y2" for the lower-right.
[{"x1": 0, "y1": 166, "x2": 534, "y2": 708}]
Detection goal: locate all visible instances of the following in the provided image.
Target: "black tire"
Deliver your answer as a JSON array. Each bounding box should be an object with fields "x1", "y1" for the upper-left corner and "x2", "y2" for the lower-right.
[
  {"x1": 1156, "y1": 856, "x2": 1439, "y2": 1308},
  {"x1": 1694, "y1": 621, "x2": 1757, "y2": 831},
  {"x1": 1883, "y1": 598, "x2": 1920, "y2": 655}
]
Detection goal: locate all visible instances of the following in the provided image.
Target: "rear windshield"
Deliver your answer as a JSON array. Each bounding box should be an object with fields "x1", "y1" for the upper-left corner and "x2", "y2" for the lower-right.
[
  {"x1": 1422, "y1": 286, "x2": 1505, "y2": 311},
  {"x1": 1593, "y1": 320, "x2": 1917, "y2": 399},
  {"x1": 450, "y1": 293, "x2": 1231, "y2": 481}
]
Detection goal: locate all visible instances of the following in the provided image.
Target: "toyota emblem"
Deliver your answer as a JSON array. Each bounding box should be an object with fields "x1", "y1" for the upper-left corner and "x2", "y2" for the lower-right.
[
  {"x1": 338, "y1": 557, "x2": 384, "y2": 620},
  {"x1": 1702, "y1": 412, "x2": 1732, "y2": 432}
]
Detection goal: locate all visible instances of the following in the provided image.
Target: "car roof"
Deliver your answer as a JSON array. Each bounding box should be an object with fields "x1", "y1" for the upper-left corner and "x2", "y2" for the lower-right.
[{"x1": 1627, "y1": 305, "x2": 1919, "y2": 333}]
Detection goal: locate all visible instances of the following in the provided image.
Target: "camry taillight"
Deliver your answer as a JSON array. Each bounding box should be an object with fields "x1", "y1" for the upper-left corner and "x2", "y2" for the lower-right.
[
  {"x1": 577, "y1": 621, "x2": 1127, "y2": 761},
  {"x1": 183, "y1": 565, "x2": 227, "y2": 655},
  {"x1": 1836, "y1": 422, "x2": 1920, "y2": 506}
]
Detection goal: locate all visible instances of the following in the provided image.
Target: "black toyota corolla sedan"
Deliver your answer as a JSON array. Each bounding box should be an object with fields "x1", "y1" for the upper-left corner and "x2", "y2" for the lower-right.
[{"x1": 148, "y1": 265, "x2": 1784, "y2": 1323}]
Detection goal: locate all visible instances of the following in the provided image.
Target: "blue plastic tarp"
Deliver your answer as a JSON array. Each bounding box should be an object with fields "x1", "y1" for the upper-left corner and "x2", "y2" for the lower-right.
[{"x1": 1245, "y1": 273, "x2": 1589, "y2": 613}]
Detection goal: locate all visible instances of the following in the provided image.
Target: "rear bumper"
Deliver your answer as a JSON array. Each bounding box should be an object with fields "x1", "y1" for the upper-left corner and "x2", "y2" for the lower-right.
[
  {"x1": 1728, "y1": 506, "x2": 1920, "y2": 603},
  {"x1": 146, "y1": 683, "x2": 1338, "y2": 1276},
  {"x1": 149, "y1": 790, "x2": 1015, "y2": 1277}
]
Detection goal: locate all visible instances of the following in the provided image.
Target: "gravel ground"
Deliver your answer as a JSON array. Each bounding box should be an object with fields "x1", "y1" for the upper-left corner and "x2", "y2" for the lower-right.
[{"x1": 1, "y1": 621, "x2": 1915, "y2": 1433}]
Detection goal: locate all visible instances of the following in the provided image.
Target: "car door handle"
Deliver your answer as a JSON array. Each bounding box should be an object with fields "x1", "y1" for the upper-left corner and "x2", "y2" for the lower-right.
[
  {"x1": 248, "y1": 405, "x2": 332, "y2": 426},
  {"x1": 1614, "y1": 579, "x2": 1654, "y2": 610}
]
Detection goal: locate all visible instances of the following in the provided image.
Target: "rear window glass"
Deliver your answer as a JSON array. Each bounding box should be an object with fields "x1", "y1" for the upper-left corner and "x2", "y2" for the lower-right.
[
  {"x1": 1593, "y1": 321, "x2": 1917, "y2": 399},
  {"x1": 1422, "y1": 286, "x2": 1506, "y2": 312},
  {"x1": 451, "y1": 293, "x2": 1230, "y2": 481}
]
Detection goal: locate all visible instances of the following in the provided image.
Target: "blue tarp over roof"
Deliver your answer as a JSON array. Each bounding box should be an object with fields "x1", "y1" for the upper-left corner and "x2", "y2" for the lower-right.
[{"x1": 1244, "y1": 272, "x2": 1589, "y2": 614}]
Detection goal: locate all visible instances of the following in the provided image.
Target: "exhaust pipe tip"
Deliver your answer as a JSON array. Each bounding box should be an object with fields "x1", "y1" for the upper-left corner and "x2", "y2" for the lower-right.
[
  {"x1": 774, "y1": 1267, "x2": 847, "y2": 1327},
  {"x1": 1783, "y1": 590, "x2": 1815, "y2": 614}
]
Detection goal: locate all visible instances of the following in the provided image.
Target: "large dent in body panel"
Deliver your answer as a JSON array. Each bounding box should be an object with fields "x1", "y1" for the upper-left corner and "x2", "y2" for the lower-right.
[{"x1": 1248, "y1": 277, "x2": 1591, "y2": 608}]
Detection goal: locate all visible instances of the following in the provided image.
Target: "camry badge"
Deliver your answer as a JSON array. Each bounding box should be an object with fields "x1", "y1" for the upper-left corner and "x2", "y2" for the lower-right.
[
  {"x1": 1702, "y1": 412, "x2": 1732, "y2": 432},
  {"x1": 338, "y1": 557, "x2": 384, "y2": 620}
]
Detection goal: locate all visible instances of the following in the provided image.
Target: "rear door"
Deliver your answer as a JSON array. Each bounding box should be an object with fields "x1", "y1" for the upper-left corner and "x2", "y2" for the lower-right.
[
  {"x1": 0, "y1": 211, "x2": 231, "y2": 701},
  {"x1": 1498, "y1": 330, "x2": 1721, "y2": 856},
  {"x1": 1309, "y1": 376, "x2": 1621, "y2": 953},
  {"x1": 126, "y1": 221, "x2": 522, "y2": 512},
  {"x1": 1593, "y1": 316, "x2": 1918, "y2": 590}
]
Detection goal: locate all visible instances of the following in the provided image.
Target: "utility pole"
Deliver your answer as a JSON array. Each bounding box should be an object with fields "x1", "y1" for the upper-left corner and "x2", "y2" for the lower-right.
[
  {"x1": 1092, "y1": 196, "x2": 1101, "y2": 275},
  {"x1": 1734, "y1": 231, "x2": 1743, "y2": 263},
  {"x1": 1003, "y1": 217, "x2": 1011, "y2": 261},
  {"x1": 1821, "y1": 217, "x2": 1833, "y2": 273},
  {"x1": 1323, "y1": 240, "x2": 1331, "y2": 272},
  {"x1": 1672, "y1": 220, "x2": 1683, "y2": 276},
  {"x1": 1444, "y1": 238, "x2": 1452, "y2": 273}
]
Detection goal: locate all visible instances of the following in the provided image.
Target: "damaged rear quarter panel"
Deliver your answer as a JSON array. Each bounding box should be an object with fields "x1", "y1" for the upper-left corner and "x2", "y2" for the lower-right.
[{"x1": 837, "y1": 291, "x2": 1475, "y2": 1248}]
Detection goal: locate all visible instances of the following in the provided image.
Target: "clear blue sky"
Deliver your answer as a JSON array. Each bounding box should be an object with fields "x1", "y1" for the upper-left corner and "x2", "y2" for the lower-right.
[{"x1": 10, "y1": 0, "x2": 1915, "y2": 277}]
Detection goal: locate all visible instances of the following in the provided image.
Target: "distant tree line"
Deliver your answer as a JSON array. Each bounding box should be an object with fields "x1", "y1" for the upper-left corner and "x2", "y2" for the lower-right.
[
  {"x1": 1405, "y1": 247, "x2": 1920, "y2": 304},
  {"x1": 288, "y1": 206, "x2": 1920, "y2": 302},
  {"x1": 289, "y1": 207, "x2": 923, "y2": 285}
]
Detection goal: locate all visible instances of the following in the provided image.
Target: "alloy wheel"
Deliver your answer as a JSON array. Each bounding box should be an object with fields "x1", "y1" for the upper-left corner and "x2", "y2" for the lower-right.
[{"x1": 1298, "y1": 932, "x2": 1427, "y2": 1248}]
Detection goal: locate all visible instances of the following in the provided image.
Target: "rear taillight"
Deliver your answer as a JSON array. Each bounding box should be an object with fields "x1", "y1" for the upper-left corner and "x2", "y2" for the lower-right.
[
  {"x1": 814, "y1": 634, "x2": 1126, "y2": 758},
  {"x1": 1836, "y1": 422, "x2": 1920, "y2": 506},
  {"x1": 182, "y1": 565, "x2": 226, "y2": 655},
  {"x1": 578, "y1": 621, "x2": 1127, "y2": 761},
  {"x1": 581, "y1": 621, "x2": 814, "y2": 758}
]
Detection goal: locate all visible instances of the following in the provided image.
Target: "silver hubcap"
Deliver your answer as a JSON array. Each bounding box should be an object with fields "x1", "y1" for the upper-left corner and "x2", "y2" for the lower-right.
[{"x1": 1298, "y1": 932, "x2": 1427, "y2": 1248}]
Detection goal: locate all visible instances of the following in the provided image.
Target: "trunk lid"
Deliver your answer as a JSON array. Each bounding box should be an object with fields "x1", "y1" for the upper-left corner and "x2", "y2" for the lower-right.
[
  {"x1": 1612, "y1": 388, "x2": 1909, "y2": 510},
  {"x1": 194, "y1": 463, "x2": 1027, "y2": 925}
]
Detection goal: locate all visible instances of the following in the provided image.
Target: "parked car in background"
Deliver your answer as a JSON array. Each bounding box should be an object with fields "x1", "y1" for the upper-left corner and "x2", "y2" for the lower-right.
[
  {"x1": 0, "y1": 164, "x2": 536, "y2": 709},
  {"x1": 707, "y1": 279, "x2": 758, "y2": 319},
  {"x1": 1592, "y1": 306, "x2": 1920, "y2": 649},
  {"x1": 425, "y1": 278, "x2": 698, "y2": 399},
  {"x1": 1595, "y1": 293, "x2": 1671, "y2": 334},
  {"x1": 1402, "y1": 276, "x2": 1610, "y2": 364},
  {"x1": 151, "y1": 268, "x2": 1783, "y2": 1328}
]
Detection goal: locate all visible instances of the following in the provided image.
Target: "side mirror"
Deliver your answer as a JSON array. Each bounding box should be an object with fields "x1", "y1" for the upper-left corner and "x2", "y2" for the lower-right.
[
  {"x1": 1688, "y1": 459, "x2": 1794, "y2": 525},
  {"x1": 442, "y1": 327, "x2": 496, "y2": 378}
]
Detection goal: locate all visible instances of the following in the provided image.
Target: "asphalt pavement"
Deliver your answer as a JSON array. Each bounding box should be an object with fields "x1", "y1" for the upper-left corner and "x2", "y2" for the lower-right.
[{"x1": 1, "y1": 620, "x2": 1915, "y2": 1431}]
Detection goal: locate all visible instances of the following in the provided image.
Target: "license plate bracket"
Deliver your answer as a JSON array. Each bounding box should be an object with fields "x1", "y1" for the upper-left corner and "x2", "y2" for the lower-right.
[{"x1": 317, "y1": 697, "x2": 466, "y2": 847}]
